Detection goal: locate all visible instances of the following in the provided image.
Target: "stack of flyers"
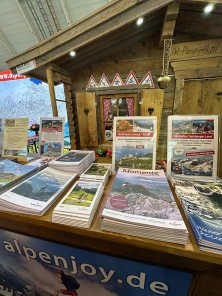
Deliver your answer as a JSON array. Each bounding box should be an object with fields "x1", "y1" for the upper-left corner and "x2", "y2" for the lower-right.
[
  {"x1": 49, "y1": 150, "x2": 95, "y2": 175},
  {"x1": 0, "y1": 167, "x2": 77, "y2": 216},
  {"x1": 101, "y1": 167, "x2": 189, "y2": 245},
  {"x1": 52, "y1": 181, "x2": 104, "y2": 228},
  {"x1": 79, "y1": 163, "x2": 112, "y2": 187}
]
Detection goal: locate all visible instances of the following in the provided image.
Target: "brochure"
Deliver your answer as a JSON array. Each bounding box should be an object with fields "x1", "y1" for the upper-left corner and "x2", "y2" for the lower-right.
[
  {"x1": 2, "y1": 117, "x2": 29, "y2": 162},
  {"x1": 0, "y1": 167, "x2": 77, "y2": 215},
  {"x1": 39, "y1": 117, "x2": 65, "y2": 162},
  {"x1": 167, "y1": 115, "x2": 219, "y2": 180},
  {"x1": 101, "y1": 167, "x2": 188, "y2": 245},
  {"x1": 112, "y1": 116, "x2": 157, "y2": 173}
]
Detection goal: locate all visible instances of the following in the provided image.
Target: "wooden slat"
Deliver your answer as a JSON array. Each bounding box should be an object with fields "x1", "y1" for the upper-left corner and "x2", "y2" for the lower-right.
[
  {"x1": 76, "y1": 92, "x2": 98, "y2": 147},
  {"x1": 173, "y1": 78, "x2": 184, "y2": 114},
  {"x1": 140, "y1": 89, "x2": 164, "y2": 149}
]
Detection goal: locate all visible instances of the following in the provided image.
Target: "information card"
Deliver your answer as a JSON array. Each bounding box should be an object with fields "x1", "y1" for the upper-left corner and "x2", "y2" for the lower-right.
[
  {"x1": 167, "y1": 115, "x2": 219, "y2": 180},
  {"x1": 112, "y1": 116, "x2": 157, "y2": 173},
  {"x1": 2, "y1": 117, "x2": 28, "y2": 162},
  {"x1": 39, "y1": 117, "x2": 65, "y2": 162}
]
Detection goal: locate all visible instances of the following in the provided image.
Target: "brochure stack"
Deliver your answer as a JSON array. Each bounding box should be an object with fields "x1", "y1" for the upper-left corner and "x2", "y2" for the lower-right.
[
  {"x1": 79, "y1": 163, "x2": 112, "y2": 187},
  {"x1": 0, "y1": 158, "x2": 43, "y2": 194},
  {"x1": 52, "y1": 181, "x2": 104, "y2": 228},
  {"x1": 49, "y1": 150, "x2": 95, "y2": 175},
  {"x1": 101, "y1": 167, "x2": 189, "y2": 245},
  {"x1": 0, "y1": 167, "x2": 77, "y2": 215},
  {"x1": 173, "y1": 178, "x2": 222, "y2": 254}
]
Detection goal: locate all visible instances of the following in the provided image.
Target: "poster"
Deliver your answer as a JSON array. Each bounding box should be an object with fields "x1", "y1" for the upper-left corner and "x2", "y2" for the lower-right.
[
  {"x1": 167, "y1": 115, "x2": 219, "y2": 180},
  {"x1": 112, "y1": 116, "x2": 157, "y2": 173},
  {"x1": 0, "y1": 118, "x2": 2, "y2": 156},
  {"x1": 0, "y1": 228, "x2": 193, "y2": 296},
  {"x1": 2, "y1": 117, "x2": 28, "y2": 162},
  {"x1": 39, "y1": 117, "x2": 65, "y2": 162}
]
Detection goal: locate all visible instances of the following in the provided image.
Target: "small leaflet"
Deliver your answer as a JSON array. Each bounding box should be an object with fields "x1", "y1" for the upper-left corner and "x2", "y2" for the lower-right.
[
  {"x1": 125, "y1": 71, "x2": 139, "y2": 85},
  {"x1": 98, "y1": 73, "x2": 110, "y2": 87},
  {"x1": 111, "y1": 73, "x2": 125, "y2": 86},
  {"x1": 140, "y1": 71, "x2": 154, "y2": 88},
  {"x1": 86, "y1": 75, "x2": 98, "y2": 89}
]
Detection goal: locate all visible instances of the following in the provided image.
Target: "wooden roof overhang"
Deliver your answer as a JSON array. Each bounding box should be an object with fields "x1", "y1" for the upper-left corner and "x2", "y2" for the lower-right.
[
  {"x1": 6, "y1": 0, "x2": 222, "y2": 83},
  {"x1": 6, "y1": 0, "x2": 174, "y2": 82}
]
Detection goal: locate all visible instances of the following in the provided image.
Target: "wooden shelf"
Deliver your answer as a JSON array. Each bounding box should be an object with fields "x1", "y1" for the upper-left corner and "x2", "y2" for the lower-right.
[{"x1": 0, "y1": 175, "x2": 222, "y2": 274}]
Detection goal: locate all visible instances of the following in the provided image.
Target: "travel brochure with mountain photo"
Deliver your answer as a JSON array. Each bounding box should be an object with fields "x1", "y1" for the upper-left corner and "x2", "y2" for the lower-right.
[
  {"x1": 174, "y1": 178, "x2": 222, "y2": 253},
  {"x1": 0, "y1": 167, "x2": 77, "y2": 215},
  {"x1": 101, "y1": 167, "x2": 188, "y2": 245},
  {"x1": 112, "y1": 116, "x2": 157, "y2": 173},
  {"x1": 79, "y1": 163, "x2": 111, "y2": 186},
  {"x1": 52, "y1": 180, "x2": 104, "y2": 228},
  {"x1": 49, "y1": 150, "x2": 95, "y2": 175},
  {"x1": 167, "y1": 115, "x2": 219, "y2": 181},
  {"x1": 0, "y1": 158, "x2": 39, "y2": 193}
]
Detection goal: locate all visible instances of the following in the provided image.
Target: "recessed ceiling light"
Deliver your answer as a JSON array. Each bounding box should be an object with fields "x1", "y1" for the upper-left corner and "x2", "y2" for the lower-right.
[
  {"x1": 136, "y1": 17, "x2": 144, "y2": 26},
  {"x1": 203, "y1": 3, "x2": 215, "y2": 13},
  {"x1": 70, "y1": 51, "x2": 76, "y2": 57}
]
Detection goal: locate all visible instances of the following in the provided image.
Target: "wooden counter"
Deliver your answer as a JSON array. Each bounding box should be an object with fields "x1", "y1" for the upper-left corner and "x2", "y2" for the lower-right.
[{"x1": 0, "y1": 176, "x2": 221, "y2": 296}]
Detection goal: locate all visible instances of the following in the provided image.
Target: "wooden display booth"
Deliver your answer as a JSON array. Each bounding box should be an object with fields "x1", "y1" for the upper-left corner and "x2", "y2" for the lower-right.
[{"x1": 4, "y1": 1, "x2": 222, "y2": 295}]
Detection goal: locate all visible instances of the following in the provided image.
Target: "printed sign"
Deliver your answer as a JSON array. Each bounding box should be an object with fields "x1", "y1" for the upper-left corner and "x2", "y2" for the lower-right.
[
  {"x1": 86, "y1": 75, "x2": 98, "y2": 89},
  {"x1": 0, "y1": 70, "x2": 27, "y2": 81},
  {"x1": 16, "y1": 60, "x2": 37, "y2": 75},
  {"x1": 140, "y1": 71, "x2": 154, "y2": 88},
  {"x1": 167, "y1": 115, "x2": 219, "y2": 180},
  {"x1": 99, "y1": 73, "x2": 110, "y2": 87},
  {"x1": 0, "y1": 228, "x2": 193, "y2": 296},
  {"x1": 125, "y1": 71, "x2": 138, "y2": 85},
  {"x1": 111, "y1": 73, "x2": 125, "y2": 86}
]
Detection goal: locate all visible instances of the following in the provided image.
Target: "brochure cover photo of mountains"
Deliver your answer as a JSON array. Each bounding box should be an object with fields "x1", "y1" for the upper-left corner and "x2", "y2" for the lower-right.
[
  {"x1": 11, "y1": 168, "x2": 72, "y2": 202},
  {"x1": 106, "y1": 170, "x2": 183, "y2": 221}
]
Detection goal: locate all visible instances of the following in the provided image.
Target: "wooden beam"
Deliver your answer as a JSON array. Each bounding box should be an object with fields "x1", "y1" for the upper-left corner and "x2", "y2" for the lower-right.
[
  {"x1": 46, "y1": 63, "x2": 71, "y2": 77},
  {"x1": 53, "y1": 72, "x2": 71, "y2": 84},
  {"x1": 46, "y1": 68, "x2": 58, "y2": 116},
  {"x1": 6, "y1": 0, "x2": 173, "y2": 71},
  {"x1": 159, "y1": 2, "x2": 180, "y2": 48}
]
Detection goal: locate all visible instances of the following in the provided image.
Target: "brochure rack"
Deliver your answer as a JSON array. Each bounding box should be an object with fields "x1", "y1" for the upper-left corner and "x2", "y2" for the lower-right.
[{"x1": 0, "y1": 176, "x2": 221, "y2": 296}]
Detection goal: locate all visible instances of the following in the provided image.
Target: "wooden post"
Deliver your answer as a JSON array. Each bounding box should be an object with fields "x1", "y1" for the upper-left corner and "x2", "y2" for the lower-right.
[{"x1": 46, "y1": 68, "x2": 58, "y2": 116}]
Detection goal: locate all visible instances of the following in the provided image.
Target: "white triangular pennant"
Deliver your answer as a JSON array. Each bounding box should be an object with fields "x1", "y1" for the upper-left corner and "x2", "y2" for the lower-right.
[
  {"x1": 140, "y1": 71, "x2": 154, "y2": 88},
  {"x1": 111, "y1": 73, "x2": 124, "y2": 86},
  {"x1": 86, "y1": 75, "x2": 98, "y2": 89},
  {"x1": 99, "y1": 73, "x2": 110, "y2": 87},
  {"x1": 125, "y1": 71, "x2": 138, "y2": 85}
]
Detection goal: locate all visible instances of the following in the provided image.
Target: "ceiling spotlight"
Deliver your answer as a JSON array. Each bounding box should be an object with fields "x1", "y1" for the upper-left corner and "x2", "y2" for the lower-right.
[
  {"x1": 136, "y1": 17, "x2": 144, "y2": 26},
  {"x1": 203, "y1": 3, "x2": 215, "y2": 13},
  {"x1": 70, "y1": 51, "x2": 76, "y2": 57}
]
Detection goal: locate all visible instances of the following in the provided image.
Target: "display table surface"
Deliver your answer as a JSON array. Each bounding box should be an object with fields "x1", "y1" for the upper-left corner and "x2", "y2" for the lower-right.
[{"x1": 0, "y1": 175, "x2": 222, "y2": 296}]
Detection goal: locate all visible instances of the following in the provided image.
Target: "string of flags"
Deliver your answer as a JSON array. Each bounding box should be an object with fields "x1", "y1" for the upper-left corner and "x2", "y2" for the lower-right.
[{"x1": 86, "y1": 71, "x2": 154, "y2": 89}]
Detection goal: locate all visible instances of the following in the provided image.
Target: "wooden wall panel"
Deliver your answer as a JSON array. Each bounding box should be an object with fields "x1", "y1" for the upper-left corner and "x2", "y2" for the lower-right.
[
  {"x1": 76, "y1": 92, "x2": 98, "y2": 147},
  {"x1": 71, "y1": 36, "x2": 175, "y2": 158}
]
